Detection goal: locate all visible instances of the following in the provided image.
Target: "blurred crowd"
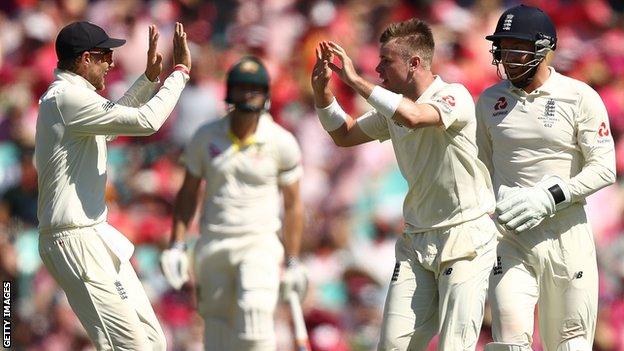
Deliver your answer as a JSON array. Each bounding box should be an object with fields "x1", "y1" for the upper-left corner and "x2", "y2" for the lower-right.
[{"x1": 1, "y1": 0, "x2": 624, "y2": 350}]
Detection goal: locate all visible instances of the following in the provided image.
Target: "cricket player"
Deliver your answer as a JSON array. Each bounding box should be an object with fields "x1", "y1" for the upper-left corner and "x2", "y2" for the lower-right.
[
  {"x1": 160, "y1": 56, "x2": 307, "y2": 351},
  {"x1": 476, "y1": 5, "x2": 616, "y2": 351},
  {"x1": 35, "y1": 21, "x2": 191, "y2": 350},
  {"x1": 311, "y1": 19, "x2": 498, "y2": 350}
]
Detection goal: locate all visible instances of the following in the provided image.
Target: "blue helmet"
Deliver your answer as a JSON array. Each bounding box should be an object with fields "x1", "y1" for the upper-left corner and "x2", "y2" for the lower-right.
[{"x1": 486, "y1": 5, "x2": 557, "y2": 87}]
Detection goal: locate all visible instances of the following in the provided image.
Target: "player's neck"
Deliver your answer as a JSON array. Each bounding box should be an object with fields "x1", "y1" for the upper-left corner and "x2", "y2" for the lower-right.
[
  {"x1": 408, "y1": 72, "x2": 435, "y2": 101},
  {"x1": 230, "y1": 111, "x2": 260, "y2": 140},
  {"x1": 521, "y1": 65, "x2": 551, "y2": 94}
]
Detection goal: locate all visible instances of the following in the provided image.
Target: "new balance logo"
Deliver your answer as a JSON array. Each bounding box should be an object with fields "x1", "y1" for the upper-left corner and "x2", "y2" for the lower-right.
[
  {"x1": 443, "y1": 267, "x2": 453, "y2": 276},
  {"x1": 493, "y1": 256, "x2": 503, "y2": 275},
  {"x1": 391, "y1": 262, "x2": 400, "y2": 282},
  {"x1": 102, "y1": 101, "x2": 115, "y2": 111}
]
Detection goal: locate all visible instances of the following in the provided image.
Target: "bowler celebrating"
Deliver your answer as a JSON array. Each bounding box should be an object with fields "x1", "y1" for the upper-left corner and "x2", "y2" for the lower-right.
[{"x1": 312, "y1": 19, "x2": 498, "y2": 350}]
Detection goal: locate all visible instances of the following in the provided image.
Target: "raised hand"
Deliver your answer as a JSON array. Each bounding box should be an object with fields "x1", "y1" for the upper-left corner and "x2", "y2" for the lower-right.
[
  {"x1": 311, "y1": 42, "x2": 333, "y2": 94},
  {"x1": 324, "y1": 41, "x2": 360, "y2": 87},
  {"x1": 145, "y1": 25, "x2": 163, "y2": 82},
  {"x1": 173, "y1": 22, "x2": 191, "y2": 70}
]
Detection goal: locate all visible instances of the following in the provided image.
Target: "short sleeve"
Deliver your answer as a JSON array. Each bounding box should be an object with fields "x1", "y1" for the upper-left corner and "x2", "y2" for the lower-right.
[
  {"x1": 357, "y1": 109, "x2": 391, "y2": 141},
  {"x1": 181, "y1": 127, "x2": 207, "y2": 177},
  {"x1": 277, "y1": 131, "x2": 303, "y2": 185},
  {"x1": 425, "y1": 84, "x2": 474, "y2": 130}
]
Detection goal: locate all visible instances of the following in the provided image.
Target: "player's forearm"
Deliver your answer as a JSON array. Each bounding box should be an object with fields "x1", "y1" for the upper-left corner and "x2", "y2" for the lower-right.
[
  {"x1": 116, "y1": 74, "x2": 159, "y2": 107},
  {"x1": 170, "y1": 194, "x2": 197, "y2": 244},
  {"x1": 170, "y1": 220, "x2": 189, "y2": 245},
  {"x1": 567, "y1": 162, "x2": 616, "y2": 202},
  {"x1": 313, "y1": 87, "x2": 335, "y2": 109},
  {"x1": 350, "y1": 75, "x2": 374, "y2": 101},
  {"x1": 282, "y1": 200, "x2": 304, "y2": 258}
]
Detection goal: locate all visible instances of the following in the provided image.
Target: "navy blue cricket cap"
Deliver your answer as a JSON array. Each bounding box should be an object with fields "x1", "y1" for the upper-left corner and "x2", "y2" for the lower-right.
[
  {"x1": 485, "y1": 5, "x2": 557, "y2": 50},
  {"x1": 55, "y1": 21, "x2": 126, "y2": 60}
]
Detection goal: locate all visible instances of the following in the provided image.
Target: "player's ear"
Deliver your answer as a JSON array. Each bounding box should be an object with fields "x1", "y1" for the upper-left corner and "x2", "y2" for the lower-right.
[{"x1": 408, "y1": 56, "x2": 420, "y2": 70}]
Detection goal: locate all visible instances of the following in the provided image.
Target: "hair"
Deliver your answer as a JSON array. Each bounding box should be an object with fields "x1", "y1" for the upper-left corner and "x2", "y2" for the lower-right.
[
  {"x1": 380, "y1": 19, "x2": 435, "y2": 70},
  {"x1": 57, "y1": 54, "x2": 81, "y2": 72}
]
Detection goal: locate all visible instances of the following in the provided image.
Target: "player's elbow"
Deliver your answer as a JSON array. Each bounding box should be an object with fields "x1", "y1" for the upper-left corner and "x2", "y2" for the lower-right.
[
  {"x1": 604, "y1": 167, "x2": 616, "y2": 185},
  {"x1": 395, "y1": 110, "x2": 424, "y2": 129}
]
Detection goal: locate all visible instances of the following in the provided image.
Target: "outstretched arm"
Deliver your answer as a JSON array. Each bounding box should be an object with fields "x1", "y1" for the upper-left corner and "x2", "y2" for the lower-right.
[
  {"x1": 311, "y1": 42, "x2": 374, "y2": 146},
  {"x1": 323, "y1": 41, "x2": 441, "y2": 129}
]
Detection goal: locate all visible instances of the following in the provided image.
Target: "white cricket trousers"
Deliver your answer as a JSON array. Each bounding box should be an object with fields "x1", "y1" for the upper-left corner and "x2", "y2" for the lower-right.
[
  {"x1": 378, "y1": 214, "x2": 498, "y2": 351},
  {"x1": 38, "y1": 225, "x2": 166, "y2": 351},
  {"x1": 489, "y1": 203, "x2": 598, "y2": 351},
  {"x1": 194, "y1": 232, "x2": 283, "y2": 351}
]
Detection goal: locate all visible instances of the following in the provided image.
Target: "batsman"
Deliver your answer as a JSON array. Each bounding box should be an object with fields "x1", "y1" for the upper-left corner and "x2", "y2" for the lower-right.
[
  {"x1": 311, "y1": 19, "x2": 498, "y2": 350},
  {"x1": 161, "y1": 56, "x2": 307, "y2": 351}
]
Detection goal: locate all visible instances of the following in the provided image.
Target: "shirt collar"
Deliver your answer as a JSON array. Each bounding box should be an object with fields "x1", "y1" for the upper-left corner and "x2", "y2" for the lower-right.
[
  {"x1": 224, "y1": 112, "x2": 272, "y2": 147},
  {"x1": 54, "y1": 69, "x2": 97, "y2": 91},
  {"x1": 416, "y1": 76, "x2": 445, "y2": 103},
  {"x1": 507, "y1": 66, "x2": 558, "y2": 96}
]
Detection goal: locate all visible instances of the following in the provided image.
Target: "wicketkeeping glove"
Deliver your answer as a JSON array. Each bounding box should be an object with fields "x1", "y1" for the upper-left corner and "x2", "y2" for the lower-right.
[
  {"x1": 160, "y1": 243, "x2": 190, "y2": 290},
  {"x1": 280, "y1": 257, "x2": 308, "y2": 301},
  {"x1": 496, "y1": 176, "x2": 571, "y2": 233}
]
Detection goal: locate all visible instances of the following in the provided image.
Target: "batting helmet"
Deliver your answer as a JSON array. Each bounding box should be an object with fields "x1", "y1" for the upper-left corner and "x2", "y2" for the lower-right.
[
  {"x1": 486, "y1": 5, "x2": 556, "y2": 87},
  {"x1": 225, "y1": 56, "x2": 270, "y2": 112}
]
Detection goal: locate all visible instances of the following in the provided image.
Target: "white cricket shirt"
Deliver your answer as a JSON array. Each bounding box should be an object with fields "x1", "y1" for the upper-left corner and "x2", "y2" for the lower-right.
[
  {"x1": 358, "y1": 76, "x2": 495, "y2": 232},
  {"x1": 183, "y1": 113, "x2": 303, "y2": 236},
  {"x1": 476, "y1": 67, "x2": 616, "y2": 201},
  {"x1": 36, "y1": 69, "x2": 189, "y2": 233}
]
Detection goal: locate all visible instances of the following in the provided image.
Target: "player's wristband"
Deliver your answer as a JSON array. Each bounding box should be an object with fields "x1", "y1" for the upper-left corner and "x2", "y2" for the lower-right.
[
  {"x1": 315, "y1": 98, "x2": 348, "y2": 132},
  {"x1": 367, "y1": 85, "x2": 403, "y2": 118},
  {"x1": 547, "y1": 185, "x2": 565, "y2": 205},
  {"x1": 286, "y1": 256, "x2": 300, "y2": 268},
  {"x1": 537, "y1": 175, "x2": 571, "y2": 211},
  {"x1": 171, "y1": 241, "x2": 186, "y2": 251},
  {"x1": 174, "y1": 64, "x2": 190, "y2": 76}
]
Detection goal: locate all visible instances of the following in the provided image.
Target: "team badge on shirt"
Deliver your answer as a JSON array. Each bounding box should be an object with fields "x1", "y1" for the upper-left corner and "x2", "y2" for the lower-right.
[{"x1": 538, "y1": 98, "x2": 558, "y2": 128}]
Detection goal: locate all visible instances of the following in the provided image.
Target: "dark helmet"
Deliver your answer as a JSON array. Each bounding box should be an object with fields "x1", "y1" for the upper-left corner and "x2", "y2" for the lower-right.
[
  {"x1": 486, "y1": 5, "x2": 556, "y2": 87},
  {"x1": 225, "y1": 56, "x2": 270, "y2": 112}
]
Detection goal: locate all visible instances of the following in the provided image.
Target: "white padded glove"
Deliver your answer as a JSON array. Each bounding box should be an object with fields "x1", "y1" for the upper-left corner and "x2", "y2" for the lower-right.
[
  {"x1": 496, "y1": 176, "x2": 571, "y2": 233},
  {"x1": 160, "y1": 243, "x2": 190, "y2": 290},
  {"x1": 280, "y1": 257, "x2": 308, "y2": 301}
]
